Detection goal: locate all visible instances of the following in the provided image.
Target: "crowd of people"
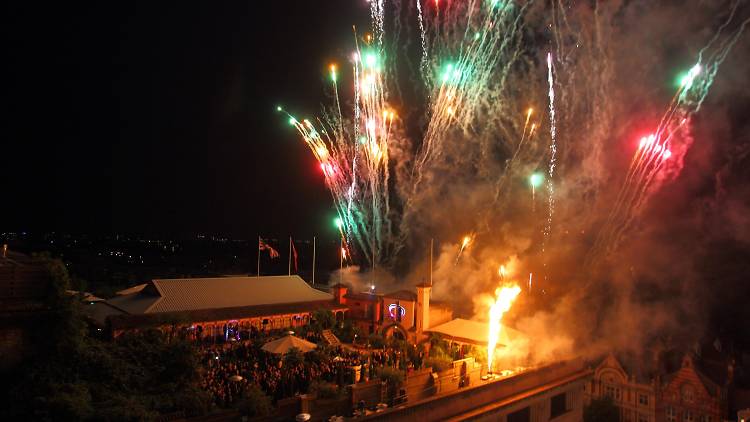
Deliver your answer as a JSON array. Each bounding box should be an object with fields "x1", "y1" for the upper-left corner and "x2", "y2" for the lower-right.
[{"x1": 196, "y1": 329, "x2": 428, "y2": 409}]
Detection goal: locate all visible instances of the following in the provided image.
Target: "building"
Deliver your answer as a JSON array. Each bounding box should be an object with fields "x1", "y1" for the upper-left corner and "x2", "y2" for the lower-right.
[
  {"x1": 658, "y1": 354, "x2": 726, "y2": 422},
  {"x1": 586, "y1": 353, "x2": 657, "y2": 422},
  {"x1": 585, "y1": 352, "x2": 730, "y2": 422},
  {"x1": 363, "y1": 358, "x2": 591, "y2": 421},
  {"x1": 331, "y1": 281, "x2": 453, "y2": 342},
  {"x1": 0, "y1": 248, "x2": 51, "y2": 371},
  {"x1": 98, "y1": 276, "x2": 460, "y2": 344},
  {"x1": 90, "y1": 275, "x2": 347, "y2": 339}
]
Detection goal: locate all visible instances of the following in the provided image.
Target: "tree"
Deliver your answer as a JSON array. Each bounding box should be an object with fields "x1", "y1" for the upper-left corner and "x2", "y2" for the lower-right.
[
  {"x1": 584, "y1": 396, "x2": 620, "y2": 422},
  {"x1": 368, "y1": 333, "x2": 385, "y2": 349},
  {"x1": 312, "y1": 308, "x2": 336, "y2": 331},
  {"x1": 235, "y1": 385, "x2": 273, "y2": 417},
  {"x1": 425, "y1": 356, "x2": 453, "y2": 372},
  {"x1": 2, "y1": 253, "x2": 212, "y2": 420},
  {"x1": 334, "y1": 318, "x2": 361, "y2": 343},
  {"x1": 377, "y1": 367, "x2": 405, "y2": 405},
  {"x1": 33, "y1": 254, "x2": 87, "y2": 355},
  {"x1": 309, "y1": 380, "x2": 343, "y2": 400},
  {"x1": 377, "y1": 367, "x2": 405, "y2": 389}
]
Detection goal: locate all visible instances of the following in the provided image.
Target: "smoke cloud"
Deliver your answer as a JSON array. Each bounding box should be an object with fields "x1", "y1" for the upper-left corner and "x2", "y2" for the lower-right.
[{"x1": 327, "y1": 0, "x2": 750, "y2": 363}]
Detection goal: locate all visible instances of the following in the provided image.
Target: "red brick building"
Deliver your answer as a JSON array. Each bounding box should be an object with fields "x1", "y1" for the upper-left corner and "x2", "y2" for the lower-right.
[
  {"x1": 331, "y1": 282, "x2": 453, "y2": 342},
  {"x1": 586, "y1": 352, "x2": 730, "y2": 422},
  {"x1": 658, "y1": 354, "x2": 726, "y2": 422}
]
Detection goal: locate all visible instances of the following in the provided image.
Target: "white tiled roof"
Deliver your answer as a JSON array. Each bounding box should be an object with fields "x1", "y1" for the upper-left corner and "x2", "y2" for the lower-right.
[{"x1": 107, "y1": 275, "x2": 333, "y2": 315}]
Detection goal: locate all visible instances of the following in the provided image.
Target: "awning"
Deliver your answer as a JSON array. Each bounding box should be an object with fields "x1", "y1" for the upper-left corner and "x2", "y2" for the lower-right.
[
  {"x1": 425, "y1": 318, "x2": 523, "y2": 347},
  {"x1": 261, "y1": 334, "x2": 317, "y2": 354}
]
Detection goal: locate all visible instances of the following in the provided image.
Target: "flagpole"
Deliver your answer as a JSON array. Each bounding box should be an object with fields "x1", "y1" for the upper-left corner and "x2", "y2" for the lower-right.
[
  {"x1": 257, "y1": 235, "x2": 261, "y2": 278},
  {"x1": 288, "y1": 236, "x2": 292, "y2": 276},
  {"x1": 339, "y1": 237, "x2": 343, "y2": 284},
  {"x1": 430, "y1": 238, "x2": 434, "y2": 286},
  {"x1": 312, "y1": 236, "x2": 316, "y2": 285}
]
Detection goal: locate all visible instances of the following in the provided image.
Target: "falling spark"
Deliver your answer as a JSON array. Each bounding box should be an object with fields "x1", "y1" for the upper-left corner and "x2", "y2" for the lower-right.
[
  {"x1": 416, "y1": 0, "x2": 428, "y2": 76},
  {"x1": 455, "y1": 234, "x2": 474, "y2": 264},
  {"x1": 528, "y1": 273, "x2": 533, "y2": 292},
  {"x1": 543, "y1": 52, "x2": 558, "y2": 254}
]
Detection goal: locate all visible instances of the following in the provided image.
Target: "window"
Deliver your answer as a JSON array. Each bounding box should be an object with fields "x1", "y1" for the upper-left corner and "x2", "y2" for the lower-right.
[
  {"x1": 507, "y1": 406, "x2": 530, "y2": 422},
  {"x1": 684, "y1": 410, "x2": 694, "y2": 422},
  {"x1": 638, "y1": 413, "x2": 649, "y2": 422},
  {"x1": 681, "y1": 384, "x2": 695, "y2": 403},
  {"x1": 639, "y1": 394, "x2": 649, "y2": 406},
  {"x1": 667, "y1": 406, "x2": 676, "y2": 422},
  {"x1": 550, "y1": 393, "x2": 567, "y2": 418}
]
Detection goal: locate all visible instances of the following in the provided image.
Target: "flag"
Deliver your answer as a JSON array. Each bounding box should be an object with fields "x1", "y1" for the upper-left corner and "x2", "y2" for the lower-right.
[
  {"x1": 291, "y1": 238, "x2": 299, "y2": 273},
  {"x1": 259, "y1": 238, "x2": 280, "y2": 259}
]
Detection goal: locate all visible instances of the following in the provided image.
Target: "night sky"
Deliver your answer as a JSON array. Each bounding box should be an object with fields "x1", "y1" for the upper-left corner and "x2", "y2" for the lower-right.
[
  {"x1": 4, "y1": 1, "x2": 369, "y2": 239},
  {"x1": 4, "y1": 0, "x2": 750, "y2": 358}
]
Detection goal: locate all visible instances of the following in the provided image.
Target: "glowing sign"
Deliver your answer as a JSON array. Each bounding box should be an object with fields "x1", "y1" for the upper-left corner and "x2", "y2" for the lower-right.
[{"x1": 388, "y1": 303, "x2": 406, "y2": 320}]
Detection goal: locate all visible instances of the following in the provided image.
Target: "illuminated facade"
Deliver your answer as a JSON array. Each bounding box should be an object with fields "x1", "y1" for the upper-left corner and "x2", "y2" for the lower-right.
[
  {"x1": 586, "y1": 354, "x2": 657, "y2": 422},
  {"x1": 658, "y1": 355, "x2": 725, "y2": 422},
  {"x1": 331, "y1": 282, "x2": 453, "y2": 342},
  {"x1": 585, "y1": 353, "x2": 729, "y2": 422}
]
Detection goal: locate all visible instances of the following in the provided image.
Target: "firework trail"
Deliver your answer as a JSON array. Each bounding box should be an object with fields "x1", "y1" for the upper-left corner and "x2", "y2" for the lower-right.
[
  {"x1": 455, "y1": 233, "x2": 473, "y2": 265},
  {"x1": 280, "y1": 0, "x2": 748, "y2": 274},
  {"x1": 589, "y1": 5, "x2": 750, "y2": 264},
  {"x1": 416, "y1": 0, "x2": 428, "y2": 77},
  {"x1": 370, "y1": 0, "x2": 386, "y2": 47},
  {"x1": 403, "y1": 0, "x2": 533, "y2": 242},
  {"x1": 543, "y1": 52, "x2": 558, "y2": 256},
  {"x1": 278, "y1": 35, "x2": 397, "y2": 265}
]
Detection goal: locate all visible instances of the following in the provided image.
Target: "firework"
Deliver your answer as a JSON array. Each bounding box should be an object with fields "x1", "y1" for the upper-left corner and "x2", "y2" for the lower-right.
[
  {"x1": 543, "y1": 52, "x2": 557, "y2": 256},
  {"x1": 455, "y1": 233, "x2": 474, "y2": 265},
  {"x1": 487, "y1": 283, "x2": 521, "y2": 374},
  {"x1": 590, "y1": 5, "x2": 749, "y2": 266},
  {"x1": 279, "y1": 0, "x2": 747, "y2": 276}
]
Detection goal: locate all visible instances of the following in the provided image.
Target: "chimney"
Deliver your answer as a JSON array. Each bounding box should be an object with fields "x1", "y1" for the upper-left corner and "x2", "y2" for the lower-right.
[
  {"x1": 331, "y1": 283, "x2": 348, "y2": 305},
  {"x1": 416, "y1": 281, "x2": 431, "y2": 335}
]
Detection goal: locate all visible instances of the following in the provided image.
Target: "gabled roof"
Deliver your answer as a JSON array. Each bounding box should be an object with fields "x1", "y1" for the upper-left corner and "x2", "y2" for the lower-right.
[
  {"x1": 384, "y1": 290, "x2": 417, "y2": 301},
  {"x1": 106, "y1": 275, "x2": 333, "y2": 315},
  {"x1": 344, "y1": 291, "x2": 379, "y2": 302},
  {"x1": 116, "y1": 283, "x2": 147, "y2": 296},
  {"x1": 429, "y1": 299, "x2": 452, "y2": 310},
  {"x1": 662, "y1": 354, "x2": 722, "y2": 397},
  {"x1": 594, "y1": 353, "x2": 630, "y2": 384}
]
